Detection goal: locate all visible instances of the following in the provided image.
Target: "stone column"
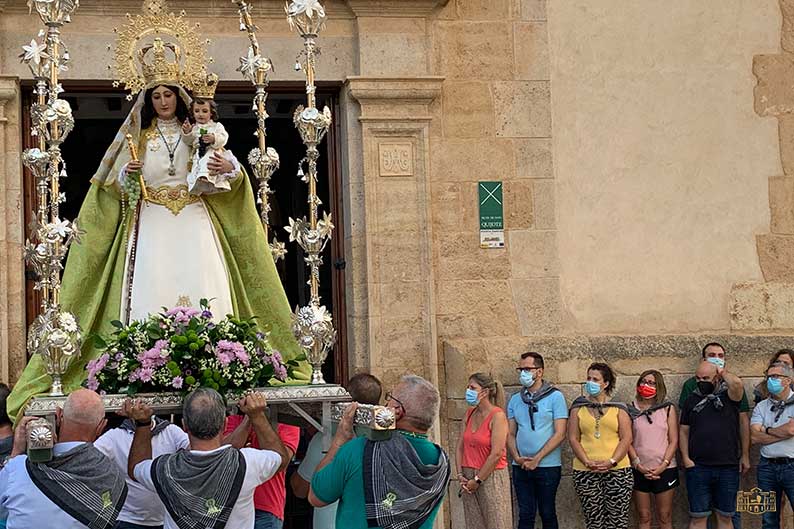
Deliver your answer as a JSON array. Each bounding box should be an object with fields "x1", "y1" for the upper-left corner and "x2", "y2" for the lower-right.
[
  {"x1": 345, "y1": 77, "x2": 443, "y2": 391},
  {"x1": 0, "y1": 77, "x2": 26, "y2": 384}
]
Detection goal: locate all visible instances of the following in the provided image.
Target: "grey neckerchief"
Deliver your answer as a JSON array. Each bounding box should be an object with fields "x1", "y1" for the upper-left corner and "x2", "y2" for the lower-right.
[
  {"x1": 363, "y1": 432, "x2": 449, "y2": 529},
  {"x1": 692, "y1": 381, "x2": 728, "y2": 413},
  {"x1": 569, "y1": 396, "x2": 629, "y2": 417},
  {"x1": 519, "y1": 382, "x2": 560, "y2": 430},
  {"x1": 151, "y1": 447, "x2": 246, "y2": 529},
  {"x1": 627, "y1": 401, "x2": 673, "y2": 423},
  {"x1": 769, "y1": 391, "x2": 794, "y2": 422},
  {"x1": 26, "y1": 443, "x2": 128, "y2": 529}
]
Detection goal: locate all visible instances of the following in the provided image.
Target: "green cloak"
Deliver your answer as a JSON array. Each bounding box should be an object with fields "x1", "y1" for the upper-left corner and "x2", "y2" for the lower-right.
[{"x1": 8, "y1": 172, "x2": 310, "y2": 420}]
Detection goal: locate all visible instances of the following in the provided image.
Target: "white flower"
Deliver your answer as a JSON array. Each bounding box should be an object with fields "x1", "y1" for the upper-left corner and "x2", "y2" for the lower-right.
[
  {"x1": 288, "y1": 0, "x2": 325, "y2": 18},
  {"x1": 20, "y1": 39, "x2": 47, "y2": 65},
  {"x1": 51, "y1": 99, "x2": 71, "y2": 118},
  {"x1": 58, "y1": 312, "x2": 78, "y2": 333},
  {"x1": 49, "y1": 219, "x2": 71, "y2": 238}
]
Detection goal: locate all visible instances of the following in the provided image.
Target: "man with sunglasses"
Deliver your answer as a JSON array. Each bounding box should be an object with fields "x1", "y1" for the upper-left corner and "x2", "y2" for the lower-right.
[
  {"x1": 506, "y1": 352, "x2": 568, "y2": 529},
  {"x1": 750, "y1": 361, "x2": 794, "y2": 529}
]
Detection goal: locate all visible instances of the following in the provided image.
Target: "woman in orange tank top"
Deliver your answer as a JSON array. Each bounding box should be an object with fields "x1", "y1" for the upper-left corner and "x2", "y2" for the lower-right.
[{"x1": 456, "y1": 372, "x2": 511, "y2": 529}]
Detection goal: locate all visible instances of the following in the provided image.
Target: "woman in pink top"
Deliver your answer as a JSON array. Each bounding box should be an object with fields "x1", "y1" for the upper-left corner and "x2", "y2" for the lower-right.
[
  {"x1": 627, "y1": 370, "x2": 679, "y2": 529},
  {"x1": 456, "y1": 372, "x2": 511, "y2": 529}
]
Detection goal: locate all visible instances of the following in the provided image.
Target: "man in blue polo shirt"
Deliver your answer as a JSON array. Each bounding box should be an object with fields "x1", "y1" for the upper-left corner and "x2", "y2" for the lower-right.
[
  {"x1": 507, "y1": 352, "x2": 568, "y2": 529},
  {"x1": 309, "y1": 374, "x2": 449, "y2": 529},
  {"x1": 750, "y1": 361, "x2": 794, "y2": 529}
]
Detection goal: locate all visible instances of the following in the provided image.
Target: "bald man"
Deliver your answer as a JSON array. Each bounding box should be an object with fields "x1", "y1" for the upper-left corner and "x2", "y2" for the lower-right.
[
  {"x1": 0, "y1": 389, "x2": 127, "y2": 529},
  {"x1": 680, "y1": 361, "x2": 745, "y2": 529}
]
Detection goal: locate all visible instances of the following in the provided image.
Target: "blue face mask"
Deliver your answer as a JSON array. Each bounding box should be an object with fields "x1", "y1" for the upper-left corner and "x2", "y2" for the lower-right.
[
  {"x1": 707, "y1": 357, "x2": 725, "y2": 369},
  {"x1": 585, "y1": 380, "x2": 602, "y2": 396},
  {"x1": 465, "y1": 388, "x2": 481, "y2": 406},
  {"x1": 519, "y1": 370, "x2": 535, "y2": 388},
  {"x1": 767, "y1": 377, "x2": 785, "y2": 396}
]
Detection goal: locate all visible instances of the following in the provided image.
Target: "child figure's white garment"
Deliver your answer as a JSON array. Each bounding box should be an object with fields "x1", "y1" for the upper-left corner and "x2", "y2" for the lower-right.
[{"x1": 184, "y1": 120, "x2": 231, "y2": 194}]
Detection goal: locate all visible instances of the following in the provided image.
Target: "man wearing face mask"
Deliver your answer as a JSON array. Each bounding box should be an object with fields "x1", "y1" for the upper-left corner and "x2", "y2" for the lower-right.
[
  {"x1": 680, "y1": 361, "x2": 746, "y2": 529},
  {"x1": 506, "y1": 352, "x2": 568, "y2": 529},
  {"x1": 750, "y1": 361, "x2": 794, "y2": 529}
]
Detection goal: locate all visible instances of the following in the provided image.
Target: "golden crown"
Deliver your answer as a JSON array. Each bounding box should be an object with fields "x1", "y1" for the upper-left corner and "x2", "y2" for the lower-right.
[
  {"x1": 109, "y1": 0, "x2": 211, "y2": 99},
  {"x1": 191, "y1": 71, "x2": 219, "y2": 100}
]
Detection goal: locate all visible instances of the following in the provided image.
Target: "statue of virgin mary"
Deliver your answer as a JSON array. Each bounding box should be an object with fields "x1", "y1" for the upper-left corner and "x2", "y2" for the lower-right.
[{"x1": 8, "y1": 18, "x2": 308, "y2": 418}]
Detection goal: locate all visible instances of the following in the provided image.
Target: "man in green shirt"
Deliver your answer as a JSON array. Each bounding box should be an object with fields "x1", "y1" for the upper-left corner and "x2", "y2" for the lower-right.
[
  {"x1": 310, "y1": 374, "x2": 449, "y2": 529},
  {"x1": 678, "y1": 342, "x2": 750, "y2": 529}
]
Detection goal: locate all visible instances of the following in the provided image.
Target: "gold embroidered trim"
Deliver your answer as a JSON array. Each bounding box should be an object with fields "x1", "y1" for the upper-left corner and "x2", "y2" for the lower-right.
[{"x1": 145, "y1": 184, "x2": 200, "y2": 215}]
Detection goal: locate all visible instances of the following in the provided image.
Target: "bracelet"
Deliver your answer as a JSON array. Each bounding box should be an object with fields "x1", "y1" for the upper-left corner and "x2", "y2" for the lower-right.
[
  {"x1": 135, "y1": 418, "x2": 152, "y2": 428},
  {"x1": 632, "y1": 457, "x2": 641, "y2": 468},
  {"x1": 765, "y1": 426, "x2": 771, "y2": 435},
  {"x1": 662, "y1": 458, "x2": 671, "y2": 466},
  {"x1": 609, "y1": 458, "x2": 618, "y2": 468},
  {"x1": 474, "y1": 475, "x2": 483, "y2": 484}
]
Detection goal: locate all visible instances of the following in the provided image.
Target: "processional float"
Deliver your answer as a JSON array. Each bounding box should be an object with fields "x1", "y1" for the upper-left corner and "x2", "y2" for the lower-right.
[{"x1": 19, "y1": 0, "x2": 393, "y2": 440}]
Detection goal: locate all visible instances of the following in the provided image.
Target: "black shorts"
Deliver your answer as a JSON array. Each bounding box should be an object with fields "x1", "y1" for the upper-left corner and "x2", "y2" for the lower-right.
[{"x1": 632, "y1": 467, "x2": 679, "y2": 494}]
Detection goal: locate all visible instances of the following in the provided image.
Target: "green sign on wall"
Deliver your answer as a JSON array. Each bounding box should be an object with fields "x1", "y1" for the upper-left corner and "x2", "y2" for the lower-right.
[{"x1": 478, "y1": 181, "x2": 505, "y2": 248}]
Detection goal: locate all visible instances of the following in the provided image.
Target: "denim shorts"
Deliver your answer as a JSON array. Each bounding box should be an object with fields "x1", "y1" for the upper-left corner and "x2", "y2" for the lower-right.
[{"x1": 685, "y1": 464, "x2": 740, "y2": 518}]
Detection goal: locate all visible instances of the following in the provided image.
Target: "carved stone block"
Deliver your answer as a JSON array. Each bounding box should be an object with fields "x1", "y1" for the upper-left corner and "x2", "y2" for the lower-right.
[{"x1": 378, "y1": 142, "x2": 414, "y2": 176}]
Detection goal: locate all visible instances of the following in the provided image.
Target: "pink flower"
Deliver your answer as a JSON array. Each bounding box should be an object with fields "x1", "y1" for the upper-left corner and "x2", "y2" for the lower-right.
[
  {"x1": 87, "y1": 353, "x2": 110, "y2": 378},
  {"x1": 137, "y1": 367, "x2": 154, "y2": 383},
  {"x1": 215, "y1": 340, "x2": 247, "y2": 366},
  {"x1": 171, "y1": 376, "x2": 184, "y2": 389}
]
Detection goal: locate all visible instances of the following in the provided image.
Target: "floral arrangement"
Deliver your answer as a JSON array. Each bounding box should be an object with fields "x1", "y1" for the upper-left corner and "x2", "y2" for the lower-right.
[{"x1": 86, "y1": 300, "x2": 299, "y2": 395}]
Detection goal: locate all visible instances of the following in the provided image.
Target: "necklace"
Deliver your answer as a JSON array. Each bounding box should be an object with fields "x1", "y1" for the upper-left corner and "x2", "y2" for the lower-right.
[
  {"x1": 398, "y1": 429, "x2": 428, "y2": 440},
  {"x1": 594, "y1": 414, "x2": 601, "y2": 439},
  {"x1": 155, "y1": 123, "x2": 181, "y2": 176}
]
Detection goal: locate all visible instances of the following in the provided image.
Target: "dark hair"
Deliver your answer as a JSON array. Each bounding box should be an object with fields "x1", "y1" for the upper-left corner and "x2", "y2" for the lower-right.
[
  {"x1": 769, "y1": 349, "x2": 794, "y2": 368},
  {"x1": 141, "y1": 85, "x2": 189, "y2": 130},
  {"x1": 588, "y1": 362, "x2": 616, "y2": 395},
  {"x1": 520, "y1": 351, "x2": 544, "y2": 368},
  {"x1": 0, "y1": 384, "x2": 10, "y2": 426},
  {"x1": 347, "y1": 373, "x2": 382, "y2": 405},
  {"x1": 183, "y1": 388, "x2": 226, "y2": 440},
  {"x1": 190, "y1": 98, "x2": 219, "y2": 123},
  {"x1": 701, "y1": 342, "x2": 725, "y2": 358},
  {"x1": 636, "y1": 369, "x2": 666, "y2": 403}
]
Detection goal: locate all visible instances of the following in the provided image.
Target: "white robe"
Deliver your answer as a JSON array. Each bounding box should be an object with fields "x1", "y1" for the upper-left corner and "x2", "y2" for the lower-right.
[
  {"x1": 120, "y1": 117, "x2": 235, "y2": 322},
  {"x1": 184, "y1": 120, "x2": 231, "y2": 195}
]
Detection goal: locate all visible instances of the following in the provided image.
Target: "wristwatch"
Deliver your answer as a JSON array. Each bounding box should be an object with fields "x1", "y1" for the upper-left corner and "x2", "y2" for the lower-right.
[
  {"x1": 474, "y1": 475, "x2": 483, "y2": 484},
  {"x1": 609, "y1": 458, "x2": 618, "y2": 468},
  {"x1": 135, "y1": 418, "x2": 153, "y2": 428}
]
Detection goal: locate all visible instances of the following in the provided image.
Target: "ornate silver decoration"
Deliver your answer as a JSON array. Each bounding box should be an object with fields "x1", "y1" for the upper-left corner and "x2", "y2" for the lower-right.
[
  {"x1": 329, "y1": 403, "x2": 397, "y2": 431},
  {"x1": 286, "y1": 0, "x2": 335, "y2": 384},
  {"x1": 25, "y1": 384, "x2": 352, "y2": 416},
  {"x1": 19, "y1": 0, "x2": 82, "y2": 396},
  {"x1": 234, "y1": 0, "x2": 287, "y2": 261},
  {"x1": 27, "y1": 418, "x2": 55, "y2": 450}
]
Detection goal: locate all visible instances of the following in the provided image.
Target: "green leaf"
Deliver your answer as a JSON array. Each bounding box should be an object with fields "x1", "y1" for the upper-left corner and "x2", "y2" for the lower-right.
[{"x1": 110, "y1": 320, "x2": 124, "y2": 329}]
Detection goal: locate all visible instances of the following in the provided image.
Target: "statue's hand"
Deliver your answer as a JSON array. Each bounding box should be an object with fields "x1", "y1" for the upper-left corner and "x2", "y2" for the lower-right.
[
  {"x1": 207, "y1": 152, "x2": 233, "y2": 176},
  {"x1": 125, "y1": 160, "x2": 143, "y2": 175},
  {"x1": 182, "y1": 119, "x2": 192, "y2": 134}
]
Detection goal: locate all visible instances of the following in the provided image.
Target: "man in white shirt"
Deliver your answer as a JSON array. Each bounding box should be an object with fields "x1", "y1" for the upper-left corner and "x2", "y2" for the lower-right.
[
  {"x1": 750, "y1": 361, "x2": 794, "y2": 529},
  {"x1": 95, "y1": 416, "x2": 189, "y2": 529},
  {"x1": 0, "y1": 389, "x2": 127, "y2": 529},
  {"x1": 290, "y1": 373, "x2": 382, "y2": 529},
  {"x1": 125, "y1": 388, "x2": 289, "y2": 529}
]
